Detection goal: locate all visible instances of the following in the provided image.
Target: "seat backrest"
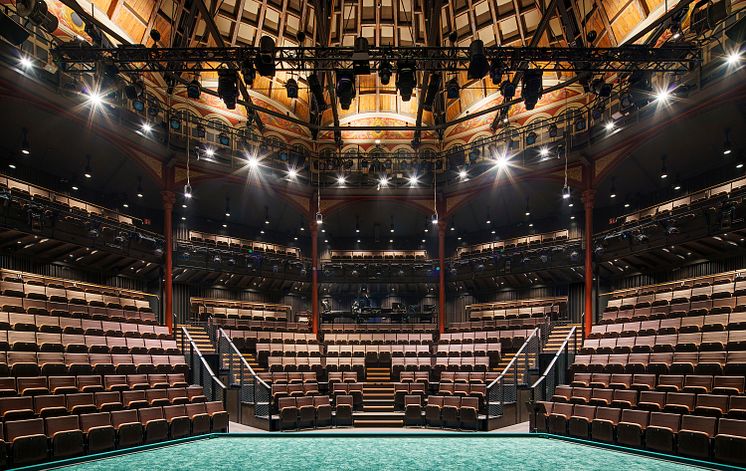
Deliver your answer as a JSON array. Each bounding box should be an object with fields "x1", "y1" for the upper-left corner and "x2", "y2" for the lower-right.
[
  {"x1": 427, "y1": 396, "x2": 443, "y2": 408},
  {"x1": 79, "y1": 412, "x2": 112, "y2": 432},
  {"x1": 639, "y1": 391, "x2": 666, "y2": 406},
  {"x1": 0, "y1": 396, "x2": 33, "y2": 414},
  {"x1": 313, "y1": 396, "x2": 330, "y2": 407},
  {"x1": 594, "y1": 407, "x2": 621, "y2": 424},
  {"x1": 278, "y1": 397, "x2": 296, "y2": 409},
  {"x1": 45, "y1": 415, "x2": 80, "y2": 435},
  {"x1": 34, "y1": 394, "x2": 65, "y2": 412},
  {"x1": 621, "y1": 409, "x2": 649, "y2": 427},
  {"x1": 552, "y1": 402, "x2": 573, "y2": 418},
  {"x1": 717, "y1": 418, "x2": 746, "y2": 438},
  {"x1": 685, "y1": 375, "x2": 713, "y2": 390},
  {"x1": 461, "y1": 396, "x2": 478, "y2": 410},
  {"x1": 572, "y1": 404, "x2": 596, "y2": 421},
  {"x1": 649, "y1": 412, "x2": 681, "y2": 432},
  {"x1": 138, "y1": 407, "x2": 164, "y2": 422},
  {"x1": 185, "y1": 402, "x2": 207, "y2": 417},
  {"x1": 5, "y1": 418, "x2": 44, "y2": 441},
  {"x1": 336, "y1": 395, "x2": 353, "y2": 407},
  {"x1": 163, "y1": 405, "x2": 187, "y2": 420},
  {"x1": 111, "y1": 409, "x2": 139, "y2": 427}
]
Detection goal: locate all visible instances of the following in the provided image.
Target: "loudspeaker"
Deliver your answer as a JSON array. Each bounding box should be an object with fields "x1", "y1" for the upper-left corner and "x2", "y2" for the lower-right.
[{"x1": 0, "y1": 11, "x2": 30, "y2": 45}]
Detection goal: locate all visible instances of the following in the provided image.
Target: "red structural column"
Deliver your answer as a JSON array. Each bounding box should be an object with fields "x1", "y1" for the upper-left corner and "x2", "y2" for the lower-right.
[
  {"x1": 311, "y1": 222, "x2": 319, "y2": 337},
  {"x1": 582, "y1": 189, "x2": 595, "y2": 338},
  {"x1": 161, "y1": 190, "x2": 176, "y2": 334},
  {"x1": 438, "y1": 220, "x2": 447, "y2": 334}
]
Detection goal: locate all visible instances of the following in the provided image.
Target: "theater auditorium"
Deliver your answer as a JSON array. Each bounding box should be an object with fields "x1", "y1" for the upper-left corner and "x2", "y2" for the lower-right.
[{"x1": 0, "y1": 0, "x2": 745, "y2": 467}]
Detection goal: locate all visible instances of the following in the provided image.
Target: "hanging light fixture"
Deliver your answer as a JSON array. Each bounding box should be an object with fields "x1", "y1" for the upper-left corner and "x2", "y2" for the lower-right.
[
  {"x1": 136, "y1": 176, "x2": 144, "y2": 198},
  {"x1": 83, "y1": 155, "x2": 92, "y2": 179},
  {"x1": 315, "y1": 152, "x2": 323, "y2": 225}
]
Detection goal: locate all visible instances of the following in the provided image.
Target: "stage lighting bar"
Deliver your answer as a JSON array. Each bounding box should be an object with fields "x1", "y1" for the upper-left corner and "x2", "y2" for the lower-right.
[{"x1": 53, "y1": 45, "x2": 700, "y2": 74}]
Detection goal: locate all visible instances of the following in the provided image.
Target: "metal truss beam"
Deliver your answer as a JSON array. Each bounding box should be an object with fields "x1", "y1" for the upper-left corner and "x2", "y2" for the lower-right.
[{"x1": 53, "y1": 44, "x2": 700, "y2": 74}]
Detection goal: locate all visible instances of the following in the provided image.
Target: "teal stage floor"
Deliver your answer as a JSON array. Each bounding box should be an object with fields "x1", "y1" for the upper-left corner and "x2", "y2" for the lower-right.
[{"x1": 15, "y1": 433, "x2": 745, "y2": 471}]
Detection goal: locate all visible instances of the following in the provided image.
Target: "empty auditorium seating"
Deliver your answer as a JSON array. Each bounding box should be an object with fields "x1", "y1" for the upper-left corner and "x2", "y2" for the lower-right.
[
  {"x1": 193, "y1": 298, "x2": 292, "y2": 323},
  {"x1": 424, "y1": 395, "x2": 480, "y2": 430},
  {"x1": 278, "y1": 395, "x2": 334, "y2": 430}
]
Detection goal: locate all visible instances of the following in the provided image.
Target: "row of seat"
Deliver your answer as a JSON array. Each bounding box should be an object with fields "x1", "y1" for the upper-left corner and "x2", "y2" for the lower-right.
[
  {"x1": 325, "y1": 344, "x2": 431, "y2": 356},
  {"x1": 438, "y1": 371, "x2": 499, "y2": 384},
  {"x1": 551, "y1": 386, "x2": 745, "y2": 418},
  {"x1": 590, "y1": 313, "x2": 746, "y2": 339},
  {"x1": 537, "y1": 402, "x2": 746, "y2": 465},
  {"x1": 606, "y1": 278, "x2": 742, "y2": 309},
  {"x1": 255, "y1": 343, "x2": 322, "y2": 356},
  {"x1": 0, "y1": 331, "x2": 178, "y2": 354},
  {"x1": 0, "y1": 374, "x2": 189, "y2": 397},
  {"x1": 257, "y1": 372, "x2": 321, "y2": 384},
  {"x1": 571, "y1": 352, "x2": 746, "y2": 376},
  {"x1": 570, "y1": 373, "x2": 744, "y2": 395},
  {"x1": 394, "y1": 382, "x2": 427, "y2": 409},
  {"x1": 439, "y1": 329, "x2": 536, "y2": 344},
  {"x1": 423, "y1": 396, "x2": 480, "y2": 430},
  {"x1": 329, "y1": 383, "x2": 364, "y2": 410},
  {"x1": 0, "y1": 313, "x2": 169, "y2": 338},
  {"x1": 449, "y1": 317, "x2": 550, "y2": 332},
  {"x1": 436, "y1": 383, "x2": 487, "y2": 404},
  {"x1": 601, "y1": 301, "x2": 740, "y2": 324},
  {"x1": 399, "y1": 371, "x2": 431, "y2": 385},
  {"x1": 322, "y1": 333, "x2": 434, "y2": 344},
  {"x1": 0, "y1": 280, "x2": 151, "y2": 310},
  {"x1": 435, "y1": 344, "x2": 502, "y2": 356},
  {"x1": 0, "y1": 387, "x2": 208, "y2": 420},
  {"x1": 320, "y1": 324, "x2": 435, "y2": 333},
  {"x1": 1, "y1": 402, "x2": 227, "y2": 466},
  {"x1": 224, "y1": 331, "x2": 316, "y2": 344},
  {"x1": 267, "y1": 356, "x2": 325, "y2": 372},
  {"x1": 580, "y1": 331, "x2": 746, "y2": 354},
  {"x1": 0, "y1": 352, "x2": 188, "y2": 377},
  {"x1": 270, "y1": 383, "x2": 320, "y2": 401},
  {"x1": 208, "y1": 318, "x2": 309, "y2": 332},
  {"x1": 277, "y1": 396, "x2": 334, "y2": 430},
  {"x1": 583, "y1": 330, "x2": 746, "y2": 353},
  {"x1": 0, "y1": 301, "x2": 157, "y2": 325}
]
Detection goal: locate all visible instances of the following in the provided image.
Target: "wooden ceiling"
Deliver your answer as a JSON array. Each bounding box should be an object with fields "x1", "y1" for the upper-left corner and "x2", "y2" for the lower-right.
[{"x1": 85, "y1": 0, "x2": 670, "y2": 128}]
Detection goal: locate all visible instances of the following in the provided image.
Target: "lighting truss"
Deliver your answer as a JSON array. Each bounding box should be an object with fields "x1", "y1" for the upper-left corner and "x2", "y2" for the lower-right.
[{"x1": 53, "y1": 44, "x2": 700, "y2": 74}]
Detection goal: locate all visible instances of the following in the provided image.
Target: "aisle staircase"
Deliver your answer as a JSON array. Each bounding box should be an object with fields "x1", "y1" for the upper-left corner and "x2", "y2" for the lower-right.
[
  {"x1": 544, "y1": 323, "x2": 582, "y2": 353},
  {"x1": 175, "y1": 325, "x2": 215, "y2": 353},
  {"x1": 353, "y1": 367, "x2": 402, "y2": 427}
]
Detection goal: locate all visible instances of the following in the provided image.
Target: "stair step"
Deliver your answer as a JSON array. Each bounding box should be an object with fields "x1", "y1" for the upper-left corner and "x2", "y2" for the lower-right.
[{"x1": 363, "y1": 405, "x2": 394, "y2": 412}]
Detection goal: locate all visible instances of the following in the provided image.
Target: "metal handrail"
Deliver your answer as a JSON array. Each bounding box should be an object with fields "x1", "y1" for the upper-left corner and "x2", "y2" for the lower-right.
[
  {"x1": 180, "y1": 326, "x2": 226, "y2": 401},
  {"x1": 487, "y1": 327, "x2": 541, "y2": 390},
  {"x1": 217, "y1": 327, "x2": 270, "y2": 390},
  {"x1": 530, "y1": 326, "x2": 578, "y2": 390}
]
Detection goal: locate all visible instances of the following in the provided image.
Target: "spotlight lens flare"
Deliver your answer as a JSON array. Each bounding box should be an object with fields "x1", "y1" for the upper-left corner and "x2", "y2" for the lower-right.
[
  {"x1": 727, "y1": 51, "x2": 742, "y2": 66},
  {"x1": 141, "y1": 123, "x2": 152, "y2": 133},
  {"x1": 287, "y1": 168, "x2": 298, "y2": 180},
  {"x1": 19, "y1": 56, "x2": 32, "y2": 69}
]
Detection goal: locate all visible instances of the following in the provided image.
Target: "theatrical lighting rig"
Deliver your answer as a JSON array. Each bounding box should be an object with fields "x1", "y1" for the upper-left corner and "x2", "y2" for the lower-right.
[{"x1": 53, "y1": 43, "x2": 700, "y2": 74}]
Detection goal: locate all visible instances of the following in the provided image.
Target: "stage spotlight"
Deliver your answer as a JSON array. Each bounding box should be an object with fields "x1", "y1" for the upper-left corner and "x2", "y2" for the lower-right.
[
  {"x1": 241, "y1": 59, "x2": 256, "y2": 85},
  {"x1": 562, "y1": 185, "x2": 571, "y2": 199},
  {"x1": 423, "y1": 73, "x2": 441, "y2": 111},
  {"x1": 187, "y1": 78, "x2": 201, "y2": 99},
  {"x1": 539, "y1": 147, "x2": 549, "y2": 158},
  {"x1": 526, "y1": 131, "x2": 537, "y2": 145},
  {"x1": 723, "y1": 129, "x2": 732, "y2": 155},
  {"x1": 1, "y1": 11, "x2": 31, "y2": 45},
  {"x1": 195, "y1": 126, "x2": 207, "y2": 139},
  {"x1": 605, "y1": 121, "x2": 615, "y2": 131},
  {"x1": 574, "y1": 116, "x2": 586, "y2": 131},
  {"x1": 124, "y1": 78, "x2": 145, "y2": 101},
  {"x1": 285, "y1": 78, "x2": 299, "y2": 99},
  {"x1": 521, "y1": 69, "x2": 543, "y2": 110},
  {"x1": 217, "y1": 69, "x2": 238, "y2": 109},
  {"x1": 500, "y1": 80, "x2": 516, "y2": 100},
  {"x1": 395, "y1": 60, "x2": 416, "y2": 101},
  {"x1": 352, "y1": 36, "x2": 371, "y2": 75},
  {"x1": 20, "y1": 128, "x2": 30, "y2": 155},
  {"x1": 458, "y1": 169, "x2": 468, "y2": 180},
  {"x1": 467, "y1": 40, "x2": 489, "y2": 80},
  {"x1": 660, "y1": 155, "x2": 668, "y2": 179},
  {"x1": 408, "y1": 175, "x2": 419, "y2": 186},
  {"x1": 468, "y1": 148, "x2": 479, "y2": 163},
  {"x1": 443, "y1": 77, "x2": 460, "y2": 99},
  {"x1": 548, "y1": 123, "x2": 558, "y2": 138},
  {"x1": 184, "y1": 183, "x2": 192, "y2": 199},
  {"x1": 336, "y1": 70, "x2": 356, "y2": 110},
  {"x1": 307, "y1": 74, "x2": 327, "y2": 110},
  {"x1": 610, "y1": 177, "x2": 617, "y2": 198},
  {"x1": 431, "y1": 213, "x2": 439, "y2": 225},
  {"x1": 489, "y1": 59, "x2": 503, "y2": 85},
  {"x1": 255, "y1": 36, "x2": 276, "y2": 77},
  {"x1": 287, "y1": 168, "x2": 298, "y2": 180},
  {"x1": 591, "y1": 78, "x2": 612, "y2": 97},
  {"x1": 337, "y1": 175, "x2": 346, "y2": 185},
  {"x1": 655, "y1": 87, "x2": 671, "y2": 103},
  {"x1": 141, "y1": 122, "x2": 152, "y2": 133},
  {"x1": 378, "y1": 60, "x2": 393, "y2": 85},
  {"x1": 136, "y1": 177, "x2": 144, "y2": 198},
  {"x1": 16, "y1": 0, "x2": 58, "y2": 34},
  {"x1": 84, "y1": 155, "x2": 92, "y2": 179}
]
